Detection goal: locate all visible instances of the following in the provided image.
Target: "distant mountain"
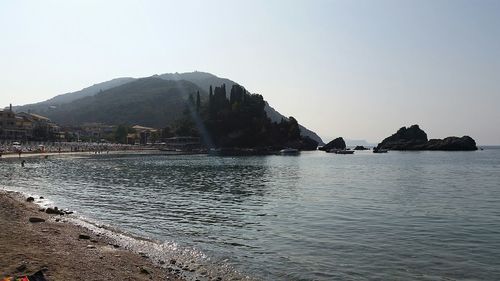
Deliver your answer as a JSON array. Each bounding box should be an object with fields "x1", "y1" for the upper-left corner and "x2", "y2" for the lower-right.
[
  {"x1": 262, "y1": 102, "x2": 324, "y2": 145},
  {"x1": 344, "y1": 139, "x2": 376, "y2": 147},
  {"x1": 13, "y1": 71, "x2": 324, "y2": 144}
]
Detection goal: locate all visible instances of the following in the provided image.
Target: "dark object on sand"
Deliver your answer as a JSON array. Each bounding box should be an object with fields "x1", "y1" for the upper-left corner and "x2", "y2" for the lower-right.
[
  {"x1": 2, "y1": 270, "x2": 47, "y2": 281},
  {"x1": 26, "y1": 197, "x2": 35, "y2": 202},
  {"x1": 28, "y1": 271, "x2": 48, "y2": 281},
  {"x1": 29, "y1": 217, "x2": 46, "y2": 223},
  {"x1": 45, "y1": 207, "x2": 64, "y2": 215},
  {"x1": 16, "y1": 263, "x2": 27, "y2": 272},
  {"x1": 79, "y1": 234, "x2": 91, "y2": 240},
  {"x1": 139, "y1": 266, "x2": 151, "y2": 274}
]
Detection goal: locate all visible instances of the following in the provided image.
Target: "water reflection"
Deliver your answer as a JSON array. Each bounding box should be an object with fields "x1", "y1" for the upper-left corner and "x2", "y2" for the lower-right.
[{"x1": 1, "y1": 151, "x2": 500, "y2": 280}]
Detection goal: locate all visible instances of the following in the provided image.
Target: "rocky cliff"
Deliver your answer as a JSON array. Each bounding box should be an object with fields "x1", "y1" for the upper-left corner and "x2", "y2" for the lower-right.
[
  {"x1": 319, "y1": 137, "x2": 346, "y2": 151},
  {"x1": 376, "y1": 125, "x2": 477, "y2": 151}
]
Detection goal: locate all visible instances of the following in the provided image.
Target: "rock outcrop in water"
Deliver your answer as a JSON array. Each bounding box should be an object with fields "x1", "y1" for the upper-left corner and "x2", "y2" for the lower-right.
[
  {"x1": 319, "y1": 137, "x2": 346, "y2": 151},
  {"x1": 376, "y1": 125, "x2": 477, "y2": 151},
  {"x1": 354, "y1": 146, "x2": 369, "y2": 150},
  {"x1": 424, "y1": 136, "x2": 478, "y2": 151}
]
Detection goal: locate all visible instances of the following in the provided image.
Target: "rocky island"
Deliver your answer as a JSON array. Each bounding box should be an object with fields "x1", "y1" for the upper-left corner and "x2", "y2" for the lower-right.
[
  {"x1": 375, "y1": 125, "x2": 477, "y2": 151},
  {"x1": 319, "y1": 137, "x2": 346, "y2": 151}
]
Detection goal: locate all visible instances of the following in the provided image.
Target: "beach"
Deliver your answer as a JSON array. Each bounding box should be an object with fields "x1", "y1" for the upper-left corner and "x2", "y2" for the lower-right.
[{"x1": 0, "y1": 191, "x2": 184, "y2": 281}]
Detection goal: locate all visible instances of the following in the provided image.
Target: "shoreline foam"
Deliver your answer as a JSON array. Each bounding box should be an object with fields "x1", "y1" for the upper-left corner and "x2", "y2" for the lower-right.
[
  {"x1": 0, "y1": 188, "x2": 257, "y2": 281},
  {"x1": 0, "y1": 190, "x2": 186, "y2": 281}
]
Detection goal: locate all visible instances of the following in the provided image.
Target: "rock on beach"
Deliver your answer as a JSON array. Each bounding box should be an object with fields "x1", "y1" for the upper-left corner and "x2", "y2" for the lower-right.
[{"x1": 29, "y1": 217, "x2": 46, "y2": 223}]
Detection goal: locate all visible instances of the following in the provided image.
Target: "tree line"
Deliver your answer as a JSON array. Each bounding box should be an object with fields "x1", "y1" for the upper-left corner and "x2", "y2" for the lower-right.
[
  {"x1": 174, "y1": 84, "x2": 317, "y2": 149},
  {"x1": 111, "y1": 83, "x2": 318, "y2": 149}
]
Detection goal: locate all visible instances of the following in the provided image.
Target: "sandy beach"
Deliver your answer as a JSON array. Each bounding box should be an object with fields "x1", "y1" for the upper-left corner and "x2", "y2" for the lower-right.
[{"x1": 0, "y1": 191, "x2": 184, "y2": 281}]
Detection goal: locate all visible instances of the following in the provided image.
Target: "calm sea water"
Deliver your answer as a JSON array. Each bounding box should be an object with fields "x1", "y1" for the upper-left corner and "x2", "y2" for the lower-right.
[{"x1": 1, "y1": 149, "x2": 500, "y2": 280}]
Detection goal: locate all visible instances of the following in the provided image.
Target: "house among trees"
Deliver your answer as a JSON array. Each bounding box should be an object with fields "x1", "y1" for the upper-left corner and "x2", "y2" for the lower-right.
[
  {"x1": 16, "y1": 112, "x2": 63, "y2": 141},
  {"x1": 0, "y1": 104, "x2": 30, "y2": 140},
  {"x1": 127, "y1": 125, "x2": 159, "y2": 145}
]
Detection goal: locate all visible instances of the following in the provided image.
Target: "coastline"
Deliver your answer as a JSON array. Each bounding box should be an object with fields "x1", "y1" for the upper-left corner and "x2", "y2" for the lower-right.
[
  {"x1": 0, "y1": 149, "x2": 158, "y2": 159},
  {"x1": 0, "y1": 190, "x2": 184, "y2": 281}
]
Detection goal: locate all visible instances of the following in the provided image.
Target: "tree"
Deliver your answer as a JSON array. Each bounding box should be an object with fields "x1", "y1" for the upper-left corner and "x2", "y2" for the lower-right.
[
  {"x1": 196, "y1": 91, "x2": 201, "y2": 113},
  {"x1": 176, "y1": 83, "x2": 307, "y2": 149},
  {"x1": 287, "y1": 117, "x2": 301, "y2": 140},
  {"x1": 114, "y1": 125, "x2": 128, "y2": 144}
]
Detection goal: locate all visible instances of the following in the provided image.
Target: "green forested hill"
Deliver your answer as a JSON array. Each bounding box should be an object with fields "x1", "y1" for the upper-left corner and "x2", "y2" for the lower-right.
[
  {"x1": 38, "y1": 77, "x2": 204, "y2": 127},
  {"x1": 13, "y1": 71, "x2": 324, "y2": 144}
]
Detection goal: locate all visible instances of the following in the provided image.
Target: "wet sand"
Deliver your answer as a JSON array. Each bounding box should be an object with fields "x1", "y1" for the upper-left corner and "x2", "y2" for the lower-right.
[{"x1": 0, "y1": 191, "x2": 184, "y2": 281}]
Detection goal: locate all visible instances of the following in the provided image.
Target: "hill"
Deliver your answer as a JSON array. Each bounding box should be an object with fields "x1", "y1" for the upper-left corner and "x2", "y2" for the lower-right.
[
  {"x1": 13, "y1": 71, "x2": 323, "y2": 144},
  {"x1": 158, "y1": 72, "x2": 324, "y2": 145},
  {"x1": 35, "y1": 77, "x2": 202, "y2": 127},
  {"x1": 14, "y1": 77, "x2": 135, "y2": 113}
]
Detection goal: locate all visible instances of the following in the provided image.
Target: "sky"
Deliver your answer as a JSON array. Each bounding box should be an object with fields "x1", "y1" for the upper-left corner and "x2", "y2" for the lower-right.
[{"x1": 1, "y1": 0, "x2": 499, "y2": 144}]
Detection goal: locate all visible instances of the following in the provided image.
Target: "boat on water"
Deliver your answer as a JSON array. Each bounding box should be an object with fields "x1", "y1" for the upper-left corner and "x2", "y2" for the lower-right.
[
  {"x1": 280, "y1": 148, "x2": 300, "y2": 155},
  {"x1": 335, "y1": 150, "x2": 354, "y2": 154},
  {"x1": 373, "y1": 148, "x2": 388, "y2": 153},
  {"x1": 326, "y1": 149, "x2": 354, "y2": 154}
]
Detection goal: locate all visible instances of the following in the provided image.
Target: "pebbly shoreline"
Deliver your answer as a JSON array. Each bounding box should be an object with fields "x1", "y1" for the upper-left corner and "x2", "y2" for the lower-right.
[{"x1": 0, "y1": 190, "x2": 185, "y2": 281}]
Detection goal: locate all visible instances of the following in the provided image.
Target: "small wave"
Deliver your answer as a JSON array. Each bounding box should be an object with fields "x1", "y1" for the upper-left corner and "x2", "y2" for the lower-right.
[
  {"x1": 68, "y1": 215, "x2": 259, "y2": 281},
  {"x1": 0, "y1": 186, "x2": 55, "y2": 209},
  {"x1": 1, "y1": 186, "x2": 258, "y2": 281}
]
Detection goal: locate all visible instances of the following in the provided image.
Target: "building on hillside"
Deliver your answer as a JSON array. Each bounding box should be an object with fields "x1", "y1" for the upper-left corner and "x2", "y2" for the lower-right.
[
  {"x1": 16, "y1": 111, "x2": 62, "y2": 141},
  {"x1": 80, "y1": 123, "x2": 116, "y2": 141},
  {"x1": 129, "y1": 125, "x2": 159, "y2": 145},
  {"x1": 15, "y1": 115, "x2": 33, "y2": 139},
  {"x1": 0, "y1": 104, "x2": 30, "y2": 140}
]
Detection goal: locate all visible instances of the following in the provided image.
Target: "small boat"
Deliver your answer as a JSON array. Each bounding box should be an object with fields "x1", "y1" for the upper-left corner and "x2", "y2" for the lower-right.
[
  {"x1": 373, "y1": 148, "x2": 388, "y2": 153},
  {"x1": 325, "y1": 148, "x2": 352, "y2": 154},
  {"x1": 326, "y1": 149, "x2": 354, "y2": 154},
  {"x1": 334, "y1": 149, "x2": 354, "y2": 154},
  {"x1": 280, "y1": 148, "x2": 299, "y2": 155}
]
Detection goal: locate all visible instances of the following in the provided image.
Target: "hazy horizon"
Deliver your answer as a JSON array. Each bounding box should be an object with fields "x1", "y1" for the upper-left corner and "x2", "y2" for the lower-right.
[{"x1": 1, "y1": 0, "x2": 499, "y2": 144}]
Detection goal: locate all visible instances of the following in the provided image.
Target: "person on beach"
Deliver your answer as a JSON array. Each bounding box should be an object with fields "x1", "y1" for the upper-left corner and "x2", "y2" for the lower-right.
[{"x1": 21, "y1": 160, "x2": 25, "y2": 167}]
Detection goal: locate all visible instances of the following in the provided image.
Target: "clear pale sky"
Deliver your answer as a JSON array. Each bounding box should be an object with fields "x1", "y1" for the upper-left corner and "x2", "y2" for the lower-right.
[{"x1": 1, "y1": 0, "x2": 499, "y2": 144}]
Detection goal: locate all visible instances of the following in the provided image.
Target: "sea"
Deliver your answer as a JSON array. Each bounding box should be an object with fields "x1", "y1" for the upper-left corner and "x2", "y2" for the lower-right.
[{"x1": 1, "y1": 148, "x2": 500, "y2": 281}]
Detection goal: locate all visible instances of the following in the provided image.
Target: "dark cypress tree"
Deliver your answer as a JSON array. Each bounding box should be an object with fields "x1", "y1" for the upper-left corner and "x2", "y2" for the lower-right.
[
  {"x1": 208, "y1": 85, "x2": 213, "y2": 113},
  {"x1": 196, "y1": 91, "x2": 201, "y2": 112},
  {"x1": 230, "y1": 84, "x2": 244, "y2": 105}
]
